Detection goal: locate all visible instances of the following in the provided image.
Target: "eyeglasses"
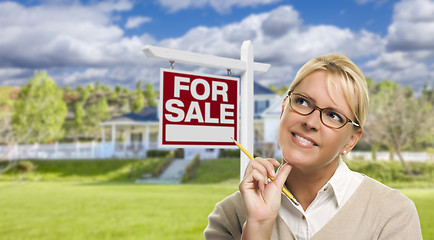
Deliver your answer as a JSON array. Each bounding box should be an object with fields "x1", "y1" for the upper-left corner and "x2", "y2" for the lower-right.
[{"x1": 287, "y1": 91, "x2": 360, "y2": 129}]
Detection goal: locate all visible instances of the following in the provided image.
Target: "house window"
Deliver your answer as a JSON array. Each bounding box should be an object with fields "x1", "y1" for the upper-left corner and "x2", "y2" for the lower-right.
[
  {"x1": 131, "y1": 133, "x2": 143, "y2": 142},
  {"x1": 255, "y1": 100, "x2": 269, "y2": 115}
]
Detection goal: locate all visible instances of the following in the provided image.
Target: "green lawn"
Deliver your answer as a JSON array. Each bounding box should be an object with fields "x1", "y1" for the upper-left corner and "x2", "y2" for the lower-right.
[
  {"x1": 0, "y1": 181, "x2": 432, "y2": 240},
  {"x1": 0, "y1": 181, "x2": 237, "y2": 240}
]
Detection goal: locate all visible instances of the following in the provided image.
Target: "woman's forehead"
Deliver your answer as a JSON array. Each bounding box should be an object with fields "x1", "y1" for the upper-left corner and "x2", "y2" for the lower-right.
[{"x1": 294, "y1": 71, "x2": 355, "y2": 115}]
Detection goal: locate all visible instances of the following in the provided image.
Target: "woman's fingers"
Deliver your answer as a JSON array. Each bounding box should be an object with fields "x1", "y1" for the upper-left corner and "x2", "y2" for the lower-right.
[
  {"x1": 251, "y1": 170, "x2": 268, "y2": 192},
  {"x1": 273, "y1": 163, "x2": 292, "y2": 190},
  {"x1": 241, "y1": 157, "x2": 285, "y2": 195},
  {"x1": 239, "y1": 157, "x2": 287, "y2": 227},
  {"x1": 249, "y1": 157, "x2": 279, "y2": 178}
]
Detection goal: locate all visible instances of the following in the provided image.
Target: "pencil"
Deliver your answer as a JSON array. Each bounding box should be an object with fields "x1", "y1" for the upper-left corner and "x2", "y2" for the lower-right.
[{"x1": 231, "y1": 137, "x2": 299, "y2": 206}]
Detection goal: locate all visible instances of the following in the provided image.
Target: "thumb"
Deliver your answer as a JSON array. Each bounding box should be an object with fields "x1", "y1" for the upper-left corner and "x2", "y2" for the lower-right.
[{"x1": 273, "y1": 163, "x2": 292, "y2": 190}]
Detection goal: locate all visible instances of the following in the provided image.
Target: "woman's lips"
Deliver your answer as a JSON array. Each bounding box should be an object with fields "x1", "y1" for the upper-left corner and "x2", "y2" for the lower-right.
[{"x1": 291, "y1": 132, "x2": 318, "y2": 147}]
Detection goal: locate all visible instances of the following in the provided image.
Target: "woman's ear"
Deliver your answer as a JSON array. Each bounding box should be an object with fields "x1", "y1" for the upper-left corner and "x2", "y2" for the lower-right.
[
  {"x1": 281, "y1": 96, "x2": 289, "y2": 119},
  {"x1": 343, "y1": 129, "x2": 363, "y2": 154}
]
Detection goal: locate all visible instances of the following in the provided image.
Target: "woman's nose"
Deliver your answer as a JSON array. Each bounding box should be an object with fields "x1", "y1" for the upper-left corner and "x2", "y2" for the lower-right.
[{"x1": 302, "y1": 109, "x2": 321, "y2": 131}]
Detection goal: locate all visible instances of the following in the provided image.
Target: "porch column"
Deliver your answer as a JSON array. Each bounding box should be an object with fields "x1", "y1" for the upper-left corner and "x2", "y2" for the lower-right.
[
  {"x1": 145, "y1": 125, "x2": 150, "y2": 150},
  {"x1": 101, "y1": 127, "x2": 106, "y2": 143},
  {"x1": 111, "y1": 124, "x2": 116, "y2": 145}
]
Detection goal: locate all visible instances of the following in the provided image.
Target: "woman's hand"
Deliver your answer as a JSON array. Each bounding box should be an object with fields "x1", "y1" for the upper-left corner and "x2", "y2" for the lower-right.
[{"x1": 239, "y1": 158, "x2": 292, "y2": 239}]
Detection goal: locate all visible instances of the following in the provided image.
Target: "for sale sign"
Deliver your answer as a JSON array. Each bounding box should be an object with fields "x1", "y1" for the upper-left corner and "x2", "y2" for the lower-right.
[{"x1": 159, "y1": 69, "x2": 239, "y2": 148}]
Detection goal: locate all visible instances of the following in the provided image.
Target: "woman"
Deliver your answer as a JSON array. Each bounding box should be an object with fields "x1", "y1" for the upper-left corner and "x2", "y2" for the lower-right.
[{"x1": 204, "y1": 53, "x2": 422, "y2": 240}]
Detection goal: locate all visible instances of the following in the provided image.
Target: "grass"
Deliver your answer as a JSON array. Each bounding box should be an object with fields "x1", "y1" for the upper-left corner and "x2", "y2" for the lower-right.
[
  {"x1": 1, "y1": 158, "x2": 433, "y2": 239},
  {"x1": 0, "y1": 158, "x2": 173, "y2": 182},
  {"x1": 190, "y1": 158, "x2": 434, "y2": 188},
  {"x1": 0, "y1": 182, "x2": 432, "y2": 240},
  {"x1": 189, "y1": 158, "x2": 239, "y2": 184},
  {"x1": 401, "y1": 188, "x2": 434, "y2": 239},
  {"x1": 0, "y1": 181, "x2": 238, "y2": 240}
]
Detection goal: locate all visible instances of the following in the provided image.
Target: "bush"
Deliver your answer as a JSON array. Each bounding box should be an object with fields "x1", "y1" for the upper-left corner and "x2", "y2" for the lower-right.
[
  {"x1": 345, "y1": 160, "x2": 434, "y2": 187},
  {"x1": 152, "y1": 151, "x2": 175, "y2": 177},
  {"x1": 0, "y1": 157, "x2": 175, "y2": 182},
  {"x1": 181, "y1": 154, "x2": 201, "y2": 183},
  {"x1": 16, "y1": 161, "x2": 35, "y2": 172},
  {"x1": 146, "y1": 150, "x2": 171, "y2": 158},
  {"x1": 219, "y1": 149, "x2": 240, "y2": 158},
  {"x1": 174, "y1": 148, "x2": 184, "y2": 158}
]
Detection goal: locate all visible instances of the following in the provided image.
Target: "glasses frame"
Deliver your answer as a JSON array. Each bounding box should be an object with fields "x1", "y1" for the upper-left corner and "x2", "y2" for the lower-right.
[{"x1": 287, "y1": 91, "x2": 360, "y2": 129}]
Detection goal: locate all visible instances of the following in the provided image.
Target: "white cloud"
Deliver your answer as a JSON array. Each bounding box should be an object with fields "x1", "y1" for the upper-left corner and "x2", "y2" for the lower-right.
[
  {"x1": 95, "y1": 0, "x2": 133, "y2": 12},
  {"x1": 363, "y1": 0, "x2": 434, "y2": 90},
  {"x1": 156, "y1": 5, "x2": 385, "y2": 87},
  {"x1": 0, "y1": 0, "x2": 152, "y2": 69},
  {"x1": 354, "y1": 0, "x2": 388, "y2": 6},
  {"x1": 387, "y1": 0, "x2": 434, "y2": 51},
  {"x1": 0, "y1": 0, "x2": 431, "y2": 92},
  {"x1": 157, "y1": 0, "x2": 281, "y2": 14},
  {"x1": 125, "y1": 16, "x2": 152, "y2": 29}
]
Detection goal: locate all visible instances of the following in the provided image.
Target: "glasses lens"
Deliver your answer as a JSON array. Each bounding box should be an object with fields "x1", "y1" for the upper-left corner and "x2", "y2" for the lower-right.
[
  {"x1": 290, "y1": 94, "x2": 314, "y2": 115},
  {"x1": 321, "y1": 109, "x2": 346, "y2": 128},
  {"x1": 289, "y1": 92, "x2": 349, "y2": 129}
]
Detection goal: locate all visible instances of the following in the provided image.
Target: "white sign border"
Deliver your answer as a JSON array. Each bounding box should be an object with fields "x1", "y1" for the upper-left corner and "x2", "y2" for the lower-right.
[{"x1": 159, "y1": 68, "x2": 239, "y2": 149}]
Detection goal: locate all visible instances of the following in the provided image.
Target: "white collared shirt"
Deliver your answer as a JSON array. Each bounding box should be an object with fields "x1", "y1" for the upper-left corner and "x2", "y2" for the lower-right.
[{"x1": 278, "y1": 159, "x2": 364, "y2": 240}]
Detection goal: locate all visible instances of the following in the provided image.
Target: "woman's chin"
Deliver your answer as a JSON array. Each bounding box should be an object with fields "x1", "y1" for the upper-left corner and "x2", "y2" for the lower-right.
[{"x1": 281, "y1": 151, "x2": 310, "y2": 167}]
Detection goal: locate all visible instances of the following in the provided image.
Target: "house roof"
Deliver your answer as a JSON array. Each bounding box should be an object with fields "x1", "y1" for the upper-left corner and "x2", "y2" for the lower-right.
[
  {"x1": 254, "y1": 82, "x2": 276, "y2": 95},
  {"x1": 101, "y1": 106, "x2": 158, "y2": 125},
  {"x1": 262, "y1": 94, "x2": 286, "y2": 117}
]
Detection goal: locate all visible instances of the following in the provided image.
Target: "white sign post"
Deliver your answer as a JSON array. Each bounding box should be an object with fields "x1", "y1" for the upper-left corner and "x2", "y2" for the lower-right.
[{"x1": 143, "y1": 40, "x2": 270, "y2": 181}]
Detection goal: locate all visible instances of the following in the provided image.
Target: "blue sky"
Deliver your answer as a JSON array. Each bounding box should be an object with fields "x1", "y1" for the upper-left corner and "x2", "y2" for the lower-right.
[{"x1": 0, "y1": 0, "x2": 433, "y2": 91}]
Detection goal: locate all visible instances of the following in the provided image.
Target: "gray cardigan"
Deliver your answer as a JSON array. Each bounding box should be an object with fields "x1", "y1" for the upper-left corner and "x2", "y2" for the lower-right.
[{"x1": 204, "y1": 177, "x2": 422, "y2": 239}]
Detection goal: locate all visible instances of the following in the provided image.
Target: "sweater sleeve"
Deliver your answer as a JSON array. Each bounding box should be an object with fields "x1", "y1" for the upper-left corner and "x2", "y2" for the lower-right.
[
  {"x1": 377, "y1": 189, "x2": 423, "y2": 240},
  {"x1": 204, "y1": 192, "x2": 246, "y2": 240}
]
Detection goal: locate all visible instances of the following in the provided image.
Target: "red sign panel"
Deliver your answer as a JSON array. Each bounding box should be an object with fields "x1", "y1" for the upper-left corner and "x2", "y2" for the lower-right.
[{"x1": 159, "y1": 69, "x2": 239, "y2": 148}]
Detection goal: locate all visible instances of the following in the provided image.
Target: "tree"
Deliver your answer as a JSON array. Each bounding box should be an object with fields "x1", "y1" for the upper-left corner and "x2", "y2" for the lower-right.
[
  {"x1": 73, "y1": 101, "x2": 85, "y2": 129},
  {"x1": 12, "y1": 71, "x2": 67, "y2": 143},
  {"x1": 269, "y1": 85, "x2": 289, "y2": 95},
  {"x1": 84, "y1": 96, "x2": 110, "y2": 139},
  {"x1": 144, "y1": 82, "x2": 157, "y2": 107},
  {"x1": 131, "y1": 80, "x2": 145, "y2": 113},
  {"x1": 364, "y1": 80, "x2": 433, "y2": 175}
]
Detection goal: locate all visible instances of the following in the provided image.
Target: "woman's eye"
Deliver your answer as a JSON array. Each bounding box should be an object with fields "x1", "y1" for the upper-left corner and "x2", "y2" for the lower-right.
[
  {"x1": 326, "y1": 111, "x2": 344, "y2": 123},
  {"x1": 295, "y1": 97, "x2": 309, "y2": 107}
]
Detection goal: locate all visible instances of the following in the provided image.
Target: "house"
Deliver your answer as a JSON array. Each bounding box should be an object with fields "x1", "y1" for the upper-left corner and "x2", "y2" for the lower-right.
[
  {"x1": 260, "y1": 94, "x2": 287, "y2": 158},
  {"x1": 99, "y1": 82, "x2": 281, "y2": 158},
  {"x1": 99, "y1": 106, "x2": 159, "y2": 158}
]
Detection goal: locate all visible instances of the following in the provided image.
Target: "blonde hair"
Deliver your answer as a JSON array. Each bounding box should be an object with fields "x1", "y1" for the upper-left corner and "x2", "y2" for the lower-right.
[{"x1": 288, "y1": 53, "x2": 369, "y2": 129}]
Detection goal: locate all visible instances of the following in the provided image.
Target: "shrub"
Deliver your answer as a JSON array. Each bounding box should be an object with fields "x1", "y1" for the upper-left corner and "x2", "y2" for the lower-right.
[
  {"x1": 152, "y1": 151, "x2": 175, "y2": 177},
  {"x1": 219, "y1": 149, "x2": 240, "y2": 158},
  {"x1": 146, "y1": 150, "x2": 171, "y2": 158},
  {"x1": 174, "y1": 148, "x2": 184, "y2": 158},
  {"x1": 181, "y1": 154, "x2": 201, "y2": 183},
  {"x1": 16, "y1": 161, "x2": 35, "y2": 172},
  {"x1": 345, "y1": 160, "x2": 434, "y2": 187}
]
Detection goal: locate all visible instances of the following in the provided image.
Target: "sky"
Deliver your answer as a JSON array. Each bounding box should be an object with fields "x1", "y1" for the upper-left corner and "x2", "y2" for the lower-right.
[{"x1": 0, "y1": 0, "x2": 433, "y2": 92}]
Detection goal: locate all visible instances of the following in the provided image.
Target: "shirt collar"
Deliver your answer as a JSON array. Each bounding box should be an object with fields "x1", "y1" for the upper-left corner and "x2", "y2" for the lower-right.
[{"x1": 321, "y1": 159, "x2": 353, "y2": 207}]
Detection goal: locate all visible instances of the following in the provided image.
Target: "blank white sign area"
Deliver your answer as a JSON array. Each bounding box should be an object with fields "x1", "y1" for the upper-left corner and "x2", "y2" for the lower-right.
[{"x1": 165, "y1": 125, "x2": 234, "y2": 142}]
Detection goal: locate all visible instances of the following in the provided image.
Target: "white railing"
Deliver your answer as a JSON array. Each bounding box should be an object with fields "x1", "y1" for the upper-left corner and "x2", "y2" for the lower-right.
[
  {"x1": 0, "y1": 141, "x2": 160, "y2": 160},
  {"x1": 346, "y1": 151, "x2": 431, "y2": 162},
  {"x1": 0, "y1": 142, "x2": 430, "y2": 162}
]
